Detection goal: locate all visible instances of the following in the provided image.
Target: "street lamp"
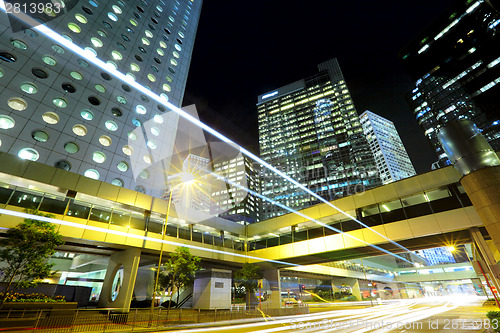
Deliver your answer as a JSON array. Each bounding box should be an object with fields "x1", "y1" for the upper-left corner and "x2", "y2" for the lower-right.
[{"x1": 150, "y1": 172, "x2": 198, "y2": 311}]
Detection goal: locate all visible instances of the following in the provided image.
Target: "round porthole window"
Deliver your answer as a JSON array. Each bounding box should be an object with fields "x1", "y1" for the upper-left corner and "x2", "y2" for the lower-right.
[
  {"x1": 84, "y1": 169, "x2": 99, "y2": 180},
  {"x1": 32, "y1": 130, "x2": 49, "y2": 142},
  {"x1": 0, "y1": 115, "x2": 15, "y2": 129},
  {"x1": 93, "y1": 151, "x2": 106, "y2": 163},
  {"x1": 64, "y1": 142, "x2": 79, "y2": 154},
  {"x1": 42, "y1": 112, "x2": 59, "y2": 124},
  {"x1": 8, "y1": 98, "x2": 28, "y2": 111},
  {"x1": 99, "y1": 135, "x2": 112, "y2": 146},
  {"x1": 18, "y1": 148, "x2": 39, "y2": 161}
]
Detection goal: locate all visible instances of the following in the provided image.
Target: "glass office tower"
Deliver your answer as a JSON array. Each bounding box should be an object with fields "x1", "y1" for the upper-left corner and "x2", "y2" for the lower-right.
[
  {"x1": 0, "y1": 0, "x2": 202, "y2": 196},
  {"x1": 400, "y1": 0, "x2": 500, "y2": 166},
  {"x1": 257, "y1": 58, "x2": 381, "y2": 219},
  {"x1": 360, "y1": 110, "x2": 416, "y2": 184}
]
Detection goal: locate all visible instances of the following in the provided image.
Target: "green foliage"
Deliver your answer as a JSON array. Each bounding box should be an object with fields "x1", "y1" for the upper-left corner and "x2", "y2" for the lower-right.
[
  {"x1": 234, "y1": 263, "x2": 262, "y2": 294},
  {"x1": 2, "y1": 293, "x2": 65, "y2": 303},
  {"x1": 487, "y1": 311, "x2": 500, "y2": 333},
  {"x1": 161, "y1": 247, "x2": 201, "y2": 306},
  {"x1": 0, "y1": 210, "x2": 64, "y2": 303}
]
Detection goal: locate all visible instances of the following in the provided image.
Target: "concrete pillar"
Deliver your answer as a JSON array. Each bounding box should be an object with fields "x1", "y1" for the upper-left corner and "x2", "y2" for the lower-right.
[
  {"x1": 331, "y1": 277, "x2": 361, "y2": 301},
  {"x1": 263, "y1": 269, "x2": 281, "y2": 309},
  {"x1": 462, "y1": 167, "x2": 500, "y2": 250},
  {"x1": 193, "y1": 269, "x2": 231, "y2": 309},
  {"x1": 98, "y1": 248, "x2": 141, "y2": 312}
]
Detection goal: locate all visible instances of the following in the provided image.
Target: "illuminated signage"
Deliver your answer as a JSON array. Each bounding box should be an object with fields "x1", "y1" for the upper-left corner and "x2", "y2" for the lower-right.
[{"x1": 262, "y1": 91, "x2": 278, "y2": 99}]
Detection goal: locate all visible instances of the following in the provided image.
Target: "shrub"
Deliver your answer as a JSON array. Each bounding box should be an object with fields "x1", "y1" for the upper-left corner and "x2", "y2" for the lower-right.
[
  {"x1": 486, "y1": 311, "x2": 500, "y2": 333},
  {"x1": 2, "y1": 293, "x2": 65, "y2": 303}
]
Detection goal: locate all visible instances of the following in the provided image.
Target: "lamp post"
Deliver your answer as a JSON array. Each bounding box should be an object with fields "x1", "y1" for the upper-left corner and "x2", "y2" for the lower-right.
[{"x1": 150, "y1": 173, "x2": 197, "y2": 311}]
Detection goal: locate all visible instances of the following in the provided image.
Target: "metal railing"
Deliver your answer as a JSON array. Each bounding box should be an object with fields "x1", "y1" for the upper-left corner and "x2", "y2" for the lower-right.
[{"x1": 0, "y1": 305, "x2": 309, "y2": 332}]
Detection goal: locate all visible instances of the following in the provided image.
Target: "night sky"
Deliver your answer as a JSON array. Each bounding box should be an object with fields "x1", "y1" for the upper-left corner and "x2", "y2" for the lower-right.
[{"x1": 183, "y1": 1, "x2": 456, "y2": 174}]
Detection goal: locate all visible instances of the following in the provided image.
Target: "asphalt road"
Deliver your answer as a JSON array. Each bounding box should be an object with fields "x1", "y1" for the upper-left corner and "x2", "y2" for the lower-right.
[{"x1": 159, "y1": 296, "x2": 495, "y2": 333}]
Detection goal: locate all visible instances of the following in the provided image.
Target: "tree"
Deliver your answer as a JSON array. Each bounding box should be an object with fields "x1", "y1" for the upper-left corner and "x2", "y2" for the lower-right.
[
  {"x1": 0, "y1": 210, "x2": 64, "y2": 305},
  {"x1": 234, "y1": 263, "x2": 262, "y2": 309},
  {"x1": 161, "y1": 247, "x2": 200, "y2": 308}
]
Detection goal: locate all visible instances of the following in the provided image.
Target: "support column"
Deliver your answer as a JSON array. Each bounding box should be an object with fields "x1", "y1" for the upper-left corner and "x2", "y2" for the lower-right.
[
  {"x1": 98, "y1": 248, "x2": 141, "y2": 313},
  {"x1": 263, "y1": 269, "x2": 281, "y2": 309}
]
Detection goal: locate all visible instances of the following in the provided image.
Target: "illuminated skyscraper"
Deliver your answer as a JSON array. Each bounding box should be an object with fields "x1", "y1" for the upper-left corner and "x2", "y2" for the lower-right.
[
  {"x1": 0, "y1": 0, "x2": 202, "y2": 195},
  {"x1": 211, "y1": 155, "x2": 260, "y2": 225},
  {"x1": 400, "y1": 0, "x2": 500, "y2": 167},
  {"x1": 257, "y1": 58, "x2": 381, "y2": 219},
  {"x1": 360, "y1": 110, "x2": 416, "y2": 184}
]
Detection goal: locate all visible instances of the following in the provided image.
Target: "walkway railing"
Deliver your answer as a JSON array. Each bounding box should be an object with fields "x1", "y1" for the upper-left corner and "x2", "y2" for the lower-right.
[{"x1": 0, "y1": 305, "x2": 309, "y2": 332}]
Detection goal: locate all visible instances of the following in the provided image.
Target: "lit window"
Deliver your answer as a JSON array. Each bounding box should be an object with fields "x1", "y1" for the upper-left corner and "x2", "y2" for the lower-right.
[
  {"x1": 162, "y1": 84, "x2": 171, "y2": 92},
  {"x1": 147, "y1": 74, "x2": 156, "y2": 82},
  {"x1": 173, "y1": 51, "x2": 179, "y2": 58},
  {"x1": 93, "y1": 151, "x2": 106, "y2": 163},
  {"x1": 108, "y1": 12, "x2": 118, "y2": 21},
  {"x1": 174, "y1": 44, "x2": 181, "y2": 51},
  {"x1": 128, "y1": 132, "x2": 137, "y2": 141},
  {"x1": 84, "y1": 47, "x2": 97, "y2": 57},
  {"x1": 122, "y1": 145, "x2": 133, "y2": 155},
  {"x1": 130, "y1": 19, "x2": 138, "y2": 26},
  {"x1": 147, "y1": 141, "x2": 157, "y2": 149},
  {"x1": 42, "y1": 112, "x2": 59, "y2": 124},
  {"x1": 89, "y1": 0, "x2": 98, "y2": 7},
  {"x1": 105, "y1": 120, "x2": 118, "y2": 131},
  {"x1": 42, "y1": 56, "x2": 57, "y2": 66},
  {"x1": 81, "y1": 109, "x2": 93, "y2": 120},
  {"x1": 106, "y1": 61, "x2": 118, "y2": 70},
  {"x1": 136, "y1": 105, "x2": 147, "y2": 114},
  {"x1": 18, "y1": 148, "x2": 39, "y2": 161},
  {"x1": 91, "y1": 37, "x2": 103, "y2": 48},
  {"x1": 52, "y1": 45, "x2": 65, "y2": 54},
  {"x1": 11, "y1": 39, "x2": 27, "y2": 49},
  {"x1": 95, "y1": 84, "x2": 106, "y2": 93},
  {"x1": 53, "y1": 98, "x2": 67, "y2": 108},
  {"x1": 20, "y1": 82, "x2": 38, "y2": 94},
  {"x1": 70, "y1": 71, "x2": 83, "y2": 80},
  {"x1": 111, "y1": 50, "x2": 122, "y2": 60},
  {"x1": 154, "y1": 114, "x2": 163, "y2": 123},
  {"x1": 159, "y1": 41, "x2": 167, "y2": 48},
  {"x1": 0, "y1": 68, "x2": 4, "y2": 77},
  {"x1": 64, "y1": 142, "x2": 79, "y2": 153},
  {"x1": 112, "y1": 5, "x2": 122, "y2": 14},
  {"x1": 151, "y1": 127, "x2": 159, "y2": 136},
  {"x1": 8, "y1": 98, "x2": 28, "y2": 111},
  {"x1": 132, "y1": 118, "x2": 141, "y2": 127},
  {"x1": 75, "y1": 14, "x2": 87, "y2": 23},
  {"x1": 0, "y1": 115, "x2": 15, "y2": 129},
  {"x1": 139, "y1": 170, "x2": 149, "y2": 179},
  {"x1": 145, "y1": 30, "x2": 154, "y2": 38},
  {"x1": 32, "y1": 130, "x2": 49, "y2": 142},
  {"x1": 165, "y1": 75, "x2": 173, "y2": 82},
  {"x1": 125, "y1": 72, "x2": 135, "y2": 81},
  {"x1": 170, "y1": 59, "x2": 178, "y2": 66},
  {"x1": 130, "y1": 63, "x2": 140, "y2": 71},
  {"x1": 117, "y1": 96, "x2": 127, "y2": 104},
  {"x1": 68, "y1": 23, "x2": 81, "y2": 33},
  {"x1": 143, "y1": 154, "x2": 152, "y2": 164},
  {"x1": 99, "y1": 135, "x2": 112, "y2": 146},
  {"x1": 111, "y1": 178, "x2": 124, "y2": 187},
  {"x1": 141, "y1": 38, "x2": 150, "y2": 45},
  {"x1": 117, "y1": 161, "x2": 128, "y2": 172},
  {"x1": 160, "y1": 93, "x2": 169, "y2": 102},
  {"x1": 157, "y1": 48, "x2": 164, "y2": 56},
  {"x1": 72, "y1": 124, "x2": 87, "y2": 136},
  {"x1": 84, "y1": 169, "x2": 99, "y2": 180}
]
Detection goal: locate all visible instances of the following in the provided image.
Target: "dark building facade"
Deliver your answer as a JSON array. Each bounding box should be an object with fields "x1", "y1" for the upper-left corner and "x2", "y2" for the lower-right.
[{"x1": 400, "y1": 0, "x2": 500, "y2": 166}]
